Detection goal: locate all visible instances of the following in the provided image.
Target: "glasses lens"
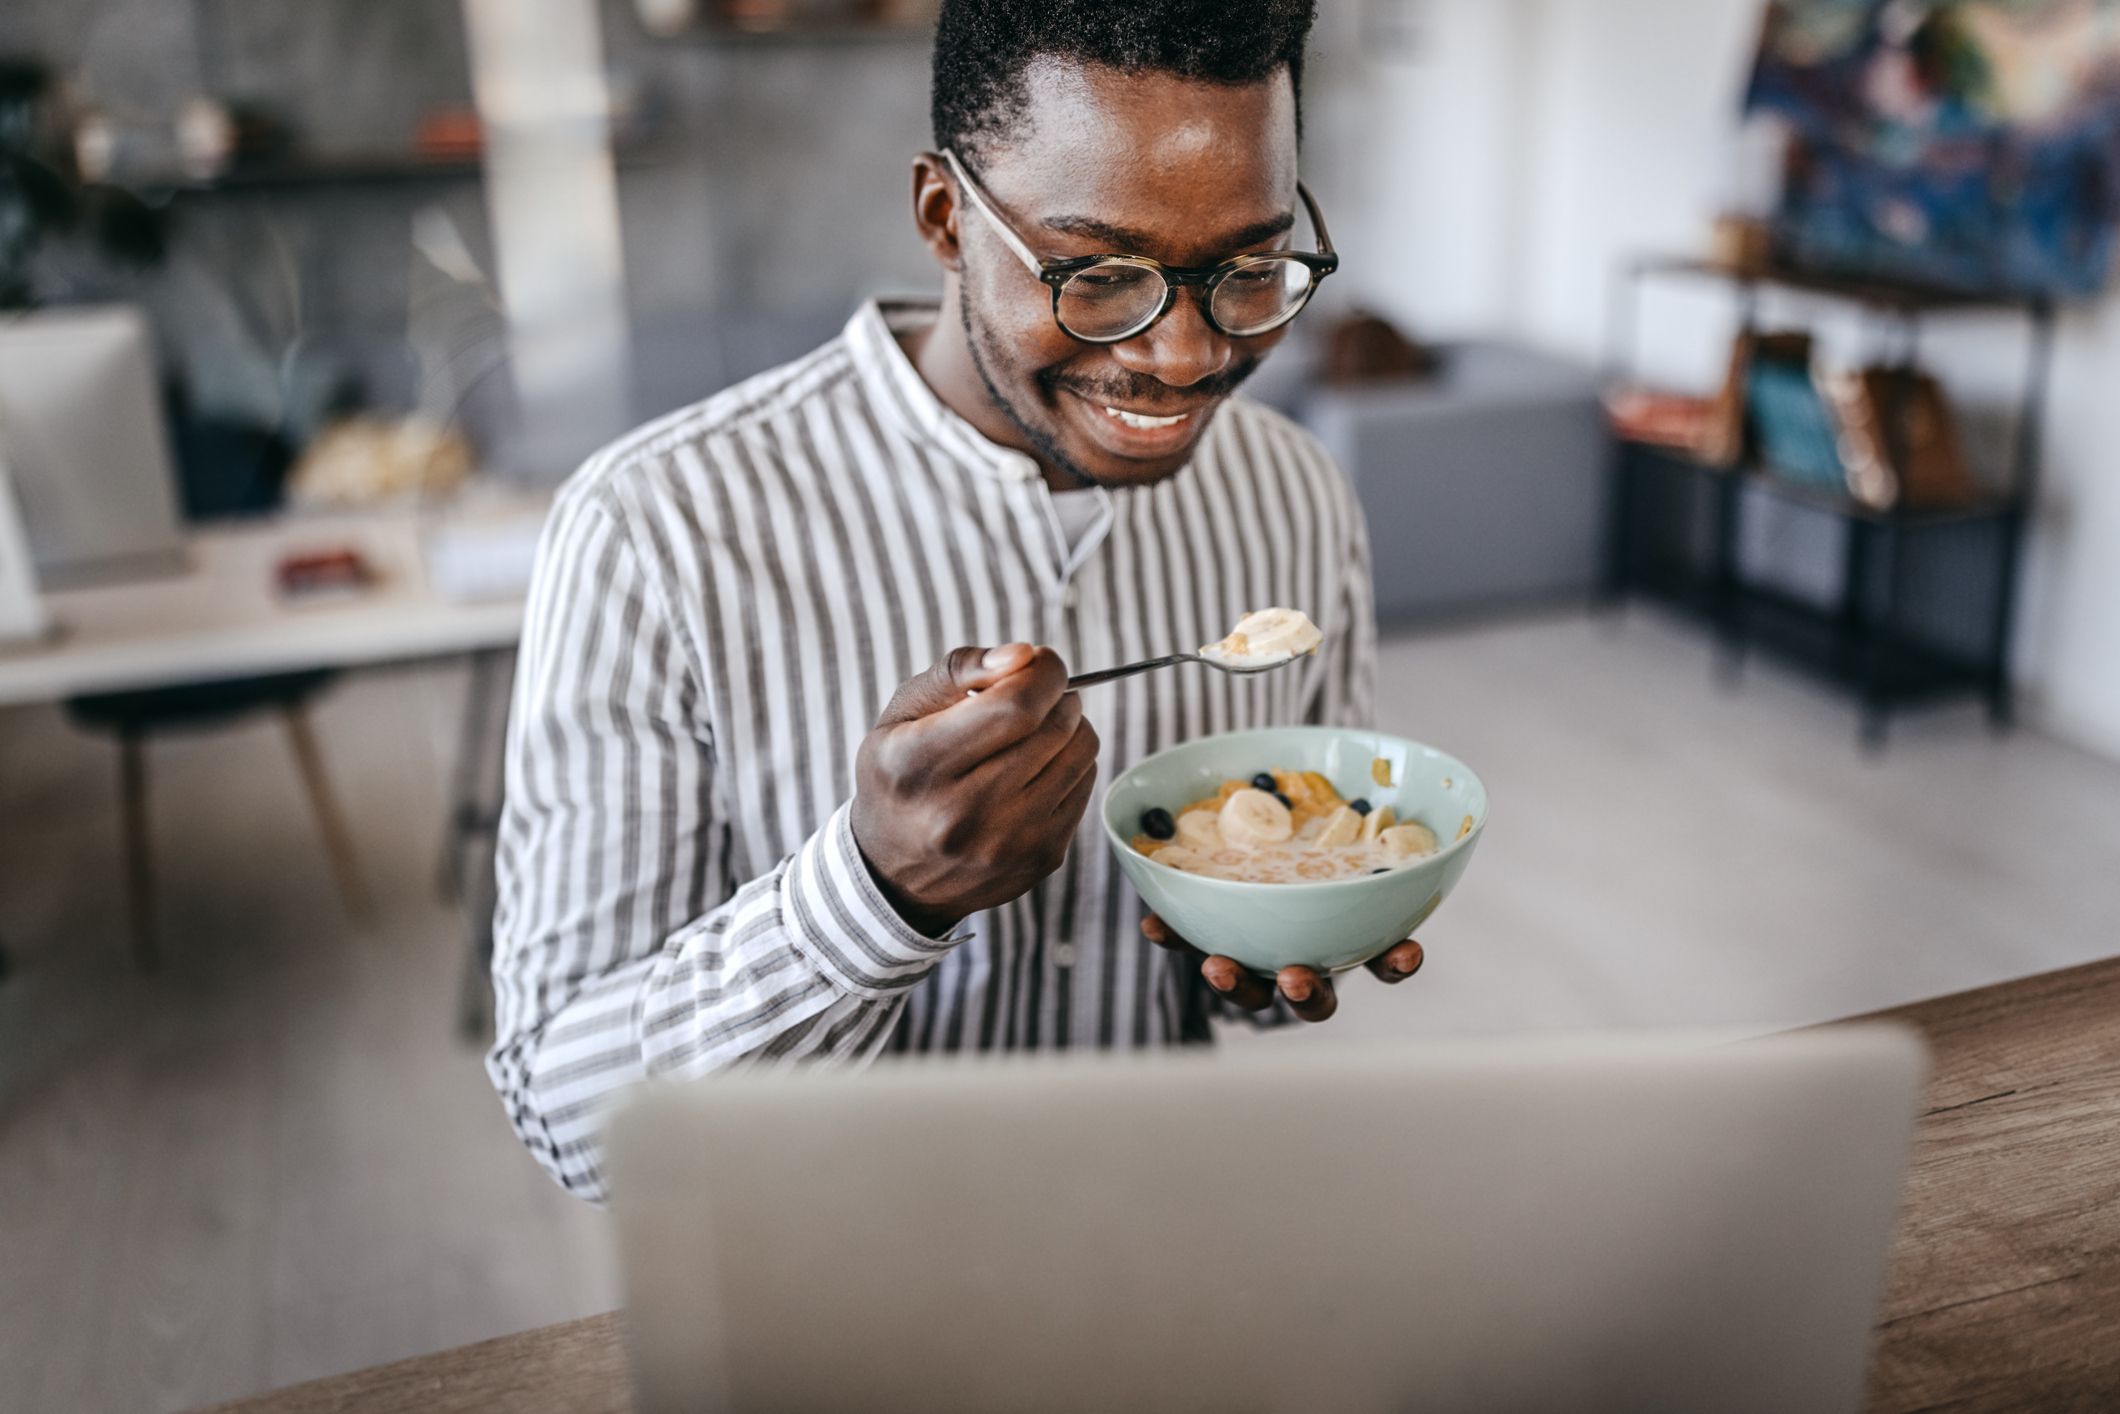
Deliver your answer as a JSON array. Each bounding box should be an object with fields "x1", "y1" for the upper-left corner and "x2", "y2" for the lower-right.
[
  {"x1": 1210, "y1": 258, "x2": 1315, "y2": 336},
  {"x1": 1056, "y1": 261, "x2": 1166, "y2": 341}
]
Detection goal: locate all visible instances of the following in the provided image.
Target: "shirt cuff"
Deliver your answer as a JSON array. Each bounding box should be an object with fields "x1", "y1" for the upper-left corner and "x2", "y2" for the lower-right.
[{"x1": 782, "y1": 802, "x2": 962, "y2": 1000}]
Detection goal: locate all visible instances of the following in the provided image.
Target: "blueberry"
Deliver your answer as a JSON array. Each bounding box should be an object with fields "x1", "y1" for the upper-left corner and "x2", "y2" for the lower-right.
[
  {"x1": 1371, "y1": 868, "x2": 1389, "y2": 875},
  {"x1": 1351, "y1": 798, "x2": 1373, "y2": 816},
  {"x1": 1273, "y1": 792, "x2": 1294, "y2": 811},
  {"x1": 1141, "y1": 807, "x2": 1177, "y2": 841},
  {"x1": 1250, "y1": 772, "x2": 1277, "y2": 792}
]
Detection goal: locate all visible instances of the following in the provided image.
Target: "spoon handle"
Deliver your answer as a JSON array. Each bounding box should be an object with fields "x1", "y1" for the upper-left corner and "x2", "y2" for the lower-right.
[{"x1": 1065, "y1": 654, "x2": 1201, "y2": 691}]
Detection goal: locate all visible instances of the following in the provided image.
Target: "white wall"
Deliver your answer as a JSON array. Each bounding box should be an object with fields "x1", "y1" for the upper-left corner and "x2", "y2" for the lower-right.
[
  {"x1": 1307, "y1": 0, "x2": 1538, "y2": 337},
  {"x1": 1337, "y1": 0, "x2": 2120, "y2": 760},
  {"x1": 2015, "y1": 301, "x2": 2120, "y2": 759},
  {"x1": 1506, "y1": 0, "x2": 1762, "y2": 355}
]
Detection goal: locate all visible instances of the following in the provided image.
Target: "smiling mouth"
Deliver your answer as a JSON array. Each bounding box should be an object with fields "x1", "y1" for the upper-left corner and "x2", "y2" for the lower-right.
[
  {"x1": 1057, "y1": 386, "x2": 1216, "y2": 463},
  {"x1": 1103, "y1": 405, "x2": 1192, "y2": 431}
]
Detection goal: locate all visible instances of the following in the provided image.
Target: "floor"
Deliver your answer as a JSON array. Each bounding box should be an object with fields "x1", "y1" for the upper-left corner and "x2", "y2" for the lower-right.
[
  {"x1": 0, "y1": 665, "x2": 615, "y2": 1414},
  {"x1": 4, "y1": 608, "x2": 2118, "y2": 1411},
  {"x1": 1283, "y1": 608, "x2": 2120, "y2": 1046}
]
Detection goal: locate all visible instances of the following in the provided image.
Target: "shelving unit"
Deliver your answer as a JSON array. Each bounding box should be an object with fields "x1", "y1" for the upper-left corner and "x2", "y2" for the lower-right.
[
  {"x1": 1602, "y1": 256, "x2": 2057, "y2": 750},
  {"x1": 123, "y1": 144, "x2": 664, "y2": 199},
  {"x1": 135, "y1": 154, "x2": 487, "y2": 194}
]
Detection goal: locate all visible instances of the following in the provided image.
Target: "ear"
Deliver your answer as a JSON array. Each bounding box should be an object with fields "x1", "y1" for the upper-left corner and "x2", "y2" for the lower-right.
[{"x1": 911, "y1": 152, "x2": 963, "y2": 272}]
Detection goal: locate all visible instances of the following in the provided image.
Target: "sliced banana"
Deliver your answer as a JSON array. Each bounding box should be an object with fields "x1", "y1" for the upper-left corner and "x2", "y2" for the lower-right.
[
  {"x1": 1219, "y1": 787, "x2": 1295, "y2": 848},
  {"x1": 1316, "y1": 805, "x2": 1363, "y2": 848},
  {"x1": 1359, "y1": 805, "x2": 1396, "y2": 842},
  {"x1": 1199, "y1": 607, "x2": 1323, "y2": 665},
  {"x1": 1175, "y1": 809, "x2": 1224, "y2": 850},
  {"x1": 1379, "y1": 822, "x2": 1439, "y2": 861}
]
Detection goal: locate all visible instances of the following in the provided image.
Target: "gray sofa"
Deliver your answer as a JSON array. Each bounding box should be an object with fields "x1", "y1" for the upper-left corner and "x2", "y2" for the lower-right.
[{"x1": 1274, "y1": 341, "x2": 1613, "y2": 626}]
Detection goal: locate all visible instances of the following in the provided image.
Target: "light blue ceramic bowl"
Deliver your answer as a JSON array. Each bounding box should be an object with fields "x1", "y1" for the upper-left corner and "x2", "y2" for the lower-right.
[{"x1": 1103, "y1": 726, "x2": 1487, "y2": 977}]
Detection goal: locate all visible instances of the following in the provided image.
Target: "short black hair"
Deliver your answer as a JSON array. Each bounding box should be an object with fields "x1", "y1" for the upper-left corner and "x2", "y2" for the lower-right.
[{"x1": 931, "y1": 0, "x2": 1316, "y2": 164}]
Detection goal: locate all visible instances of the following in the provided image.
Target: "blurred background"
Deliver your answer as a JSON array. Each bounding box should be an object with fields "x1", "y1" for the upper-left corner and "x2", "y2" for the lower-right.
[{"x1": 3, "y1": 1, "x2": 2119, "y2": 1408}]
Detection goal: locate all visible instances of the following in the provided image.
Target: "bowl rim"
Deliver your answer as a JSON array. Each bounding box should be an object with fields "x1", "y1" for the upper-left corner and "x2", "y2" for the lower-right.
[{"x1": 1101, "y1": 725, "x2": 1489, "y2": 894}]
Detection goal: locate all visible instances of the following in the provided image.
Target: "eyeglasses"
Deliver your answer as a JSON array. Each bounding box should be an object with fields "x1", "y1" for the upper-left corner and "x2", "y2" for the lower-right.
[{"x1": 941, "y1": 149, "x2": 1340, "y2": 345}]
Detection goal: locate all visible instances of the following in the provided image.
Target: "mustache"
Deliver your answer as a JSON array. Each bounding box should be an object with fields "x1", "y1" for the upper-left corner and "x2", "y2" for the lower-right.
[{"x1": 1042, "y1": 356, "x2": 1263, "y2": 407}]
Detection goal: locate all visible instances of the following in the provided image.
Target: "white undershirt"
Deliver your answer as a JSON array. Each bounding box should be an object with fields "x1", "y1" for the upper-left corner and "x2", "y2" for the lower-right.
[{"x1": 1049, "y1": 488, "x2": 1106, "y2": 556}]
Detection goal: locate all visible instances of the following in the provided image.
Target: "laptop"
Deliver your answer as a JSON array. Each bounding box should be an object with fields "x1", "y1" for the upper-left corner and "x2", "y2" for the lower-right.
[
  {"x1": 0, "y1": 305, "x2": 187, "y2": 588},
  {"x1": 608, "y1": 1027, "x2": 1927, "y2": 1414}
]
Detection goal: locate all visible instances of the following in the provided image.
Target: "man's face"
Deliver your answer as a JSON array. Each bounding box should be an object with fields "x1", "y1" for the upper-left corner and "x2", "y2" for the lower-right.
[{"x1": 950, "y1": 60, "x2": 1304, "y2": 489}]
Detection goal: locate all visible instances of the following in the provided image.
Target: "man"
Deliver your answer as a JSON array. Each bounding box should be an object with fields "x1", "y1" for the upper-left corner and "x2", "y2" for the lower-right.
[{"x1": 490, "y1": 0, "x2": 1424, "y2": 1201}]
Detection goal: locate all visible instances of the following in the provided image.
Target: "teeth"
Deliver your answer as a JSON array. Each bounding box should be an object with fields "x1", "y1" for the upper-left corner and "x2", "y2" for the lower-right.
[{"x1": 1104, "y1": 405, "x2": 1189, "y2": 430}]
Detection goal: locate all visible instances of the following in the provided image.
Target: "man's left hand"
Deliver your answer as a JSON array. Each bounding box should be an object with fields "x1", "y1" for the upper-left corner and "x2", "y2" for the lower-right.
[{"x1": 1140, "y1": 913, "x2": 1425, "y2": 1024}]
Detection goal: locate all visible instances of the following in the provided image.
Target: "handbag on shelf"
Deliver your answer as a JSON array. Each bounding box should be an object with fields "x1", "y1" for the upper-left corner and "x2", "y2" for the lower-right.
[{"x1": 1822, "y1": 366, "x2": 1979, "y2": 511}]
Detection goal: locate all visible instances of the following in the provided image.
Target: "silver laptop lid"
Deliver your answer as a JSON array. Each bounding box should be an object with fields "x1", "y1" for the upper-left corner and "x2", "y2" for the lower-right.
[{"x1": 610, "y1": 1028, "x2": 1926, "y2": 1414}]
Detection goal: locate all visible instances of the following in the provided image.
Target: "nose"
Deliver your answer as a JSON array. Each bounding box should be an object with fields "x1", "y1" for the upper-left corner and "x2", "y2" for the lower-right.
[{"x1": 1107, "y1": 288, "x2": 1232, "y2": 389}]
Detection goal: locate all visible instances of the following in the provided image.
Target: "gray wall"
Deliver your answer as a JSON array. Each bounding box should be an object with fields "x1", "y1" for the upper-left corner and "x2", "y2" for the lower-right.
[
  {"x1": 2, "y1": 1, "x2": 1383, "y2": 445},
  {"x1": 1, "y1": 0, "x2": 477, "y2": 157},
  {"x1": 1, "y1": 0, "x2": 941, "y2": 437},
  {"x1": 603, "y1": 20, "x2": 939, "y2": 316}
]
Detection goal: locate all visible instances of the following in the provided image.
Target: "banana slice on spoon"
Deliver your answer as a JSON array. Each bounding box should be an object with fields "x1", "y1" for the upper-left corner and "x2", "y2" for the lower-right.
[
  {"x1": 1197, "y1": 607, "x2": 1324, "y2": 669},
  {"x1": 1063, "y1": 608, "x2": 1324, "y2": 693}
]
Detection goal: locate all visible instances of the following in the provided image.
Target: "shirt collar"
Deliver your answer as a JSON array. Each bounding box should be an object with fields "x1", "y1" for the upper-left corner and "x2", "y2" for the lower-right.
[{"x1": 844, "y1": 298, "x2": 1045, "y2": 485}]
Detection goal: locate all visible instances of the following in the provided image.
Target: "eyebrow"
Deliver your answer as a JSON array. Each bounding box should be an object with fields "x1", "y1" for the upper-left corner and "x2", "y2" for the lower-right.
[{"x1": 1040, "y1": 210, "x2": 1298, "y2": 258}]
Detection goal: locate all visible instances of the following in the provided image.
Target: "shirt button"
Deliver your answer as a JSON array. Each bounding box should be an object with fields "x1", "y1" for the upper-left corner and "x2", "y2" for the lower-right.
[{"x1": 1053, "y1": 940, "x2": 1079, "y2": 969}]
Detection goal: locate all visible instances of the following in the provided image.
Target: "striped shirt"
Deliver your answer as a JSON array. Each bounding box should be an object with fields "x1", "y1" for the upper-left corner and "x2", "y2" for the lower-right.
[{"x1": 489, "y1": 300, "x2": 1376, "y2": 1200}]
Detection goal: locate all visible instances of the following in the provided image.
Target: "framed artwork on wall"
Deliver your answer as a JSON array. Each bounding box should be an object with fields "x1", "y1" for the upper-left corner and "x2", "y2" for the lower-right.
[{"x1": 1741, "y1": 0, "x2": 2120, "y2": 299}]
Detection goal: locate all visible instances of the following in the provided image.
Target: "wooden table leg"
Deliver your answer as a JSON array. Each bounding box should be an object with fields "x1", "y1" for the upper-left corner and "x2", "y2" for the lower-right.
[{"x1": 281, "y1": 705, "x2": 373, "y2": 923}]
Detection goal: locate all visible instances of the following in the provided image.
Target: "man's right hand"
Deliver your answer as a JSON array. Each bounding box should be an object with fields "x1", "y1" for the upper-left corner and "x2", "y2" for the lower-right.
[{"x1": 852, "y1": 644, "x2": 1100, "y2": 937}]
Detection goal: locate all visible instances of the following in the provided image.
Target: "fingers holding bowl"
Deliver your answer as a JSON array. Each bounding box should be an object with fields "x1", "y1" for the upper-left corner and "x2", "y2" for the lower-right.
[
  {"x1": 1199, "y1": 953, "x2": 1279, "y2": 1013},
  {"x1": 1142, "y1": 914, "x2": 1342, "y2": 1019},
  {"x1": 1140, "y1": 911, "x2": 1186, "y2": 954},
  {"x1": 1141, "y1": 914, "x2": 1278, "y2": 1013},
  {"x1": 1364, "y1": 938, "x2": 1426, "y2": 985},
  {"x1": 1274, "y1": 965, "x2": 1338, "y2": 1022}
]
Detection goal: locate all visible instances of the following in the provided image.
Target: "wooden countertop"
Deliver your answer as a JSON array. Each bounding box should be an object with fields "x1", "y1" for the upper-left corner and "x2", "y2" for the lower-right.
[
  {"x1": 203, "y1": 956, "x2": 2120, "y2": 1414},
  {"x1": 1854, "y1": 955, "x2": 2120, "y2": 1412}
]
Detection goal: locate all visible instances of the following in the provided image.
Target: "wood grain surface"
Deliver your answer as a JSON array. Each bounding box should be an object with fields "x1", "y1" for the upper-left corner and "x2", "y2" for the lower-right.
[
  {"x1": 199, "y1": 957, "x2": 2120, "y2": 1414},
  {"x1": 199, "y1": 1312, "x2": 629, "y2": 1414},
  {"x1": 1860, "y1": 955, "x2": 2120, "y2": 1413}
]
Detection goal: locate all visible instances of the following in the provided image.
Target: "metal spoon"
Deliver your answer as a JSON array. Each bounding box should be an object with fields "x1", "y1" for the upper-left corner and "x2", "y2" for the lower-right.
[{"x1": 1066, "y1": 652, "x2": 1302, "y2": 691}]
